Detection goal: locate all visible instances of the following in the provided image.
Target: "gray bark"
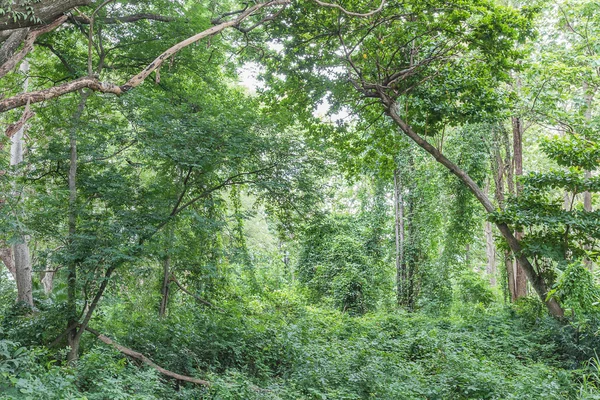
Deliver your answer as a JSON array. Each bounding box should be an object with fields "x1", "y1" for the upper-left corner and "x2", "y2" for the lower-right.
[
  {"x1": 583, "y1": 83, "x2": 594, "y2": 269},
  {"x1": 10, "y1": 60, "x2": 33, "y2": 307},
  {"x1": 0, "y1": 247, "x2": 16, "y2": 279},
  {"x1": 0, "y1": 0, "x2": 91, "y2": 31},
  {"x1": 0, "y1": 28, "x2": 29, "y2": 65},
  {"x1": 512, "y1": 116, "x2": 527, "y2": 298}
]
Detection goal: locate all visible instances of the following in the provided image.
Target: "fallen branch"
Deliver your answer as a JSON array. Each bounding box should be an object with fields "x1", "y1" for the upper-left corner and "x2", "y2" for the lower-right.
[
  {"x1": 85, "y1": 326, "x2": 211, "y2": 386},
  {"x1": 170, "y1": 273, "x2": 226, "y2": 312}
]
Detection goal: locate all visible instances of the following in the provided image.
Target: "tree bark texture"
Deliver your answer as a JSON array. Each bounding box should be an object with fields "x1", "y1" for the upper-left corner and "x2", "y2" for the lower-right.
[
  {"x1": 583, "y1": 83, "x2": 594, "y2": 269},
  {"x1": 0, "y1": 247, "x2": 16, "y2": 279},
  {"x1": 0, "y1": 0, "x2": 90, "y2": 31}
]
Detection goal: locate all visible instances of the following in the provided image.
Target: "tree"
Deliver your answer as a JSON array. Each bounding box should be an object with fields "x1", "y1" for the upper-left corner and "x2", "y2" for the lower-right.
[{"x1": 261, "y1": 0, "x2": 563, "y2": 316}]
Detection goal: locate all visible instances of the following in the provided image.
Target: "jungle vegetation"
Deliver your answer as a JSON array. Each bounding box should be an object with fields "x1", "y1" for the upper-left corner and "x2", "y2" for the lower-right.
[{"x1": 0, "y1": 0, "x2": 600, "y2": 398}]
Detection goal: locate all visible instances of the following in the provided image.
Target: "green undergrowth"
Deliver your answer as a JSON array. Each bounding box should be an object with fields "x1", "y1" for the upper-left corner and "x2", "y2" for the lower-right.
[{"x1": 1, "y1": 290, "x2": 600, "y2": 399}]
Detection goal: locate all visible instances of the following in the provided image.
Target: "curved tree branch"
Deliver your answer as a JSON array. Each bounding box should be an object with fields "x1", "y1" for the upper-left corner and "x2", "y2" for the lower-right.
[
  {"x1": 0, "y1": 0, "x2": 290, "y2": 113},
  {"x1": 85, "y1": 326, "x2": 211, "y2": 386}
]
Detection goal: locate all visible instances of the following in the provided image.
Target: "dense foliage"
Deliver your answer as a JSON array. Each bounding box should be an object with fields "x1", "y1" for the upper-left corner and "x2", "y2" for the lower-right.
[{"x1": 0, "y1": 0, "x2": 599, "y2": 398}]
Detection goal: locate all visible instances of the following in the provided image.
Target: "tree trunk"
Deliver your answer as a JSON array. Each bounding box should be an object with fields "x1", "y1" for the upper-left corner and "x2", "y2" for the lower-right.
[
  {"x1": 394, "y1": 168, "x2": 405, "y2": 306},
  {"x1": 159, "y1": 255, "x2": 171, "y2": 318},
  {"x1": 10, "y1": 60, "x2": 33, "y2": 307},
  {"x1": 483, "y1": 180, "x2": 496, "y2": 285},
  {"x1": 485, "y1": 223, "x2": 496, "y2": 286},
  {"x1": 385, "y1": 102, "x2": 564, "y2": 317},
  {"x1": 0, "y1": 0, "x2": 91, "y2": 32},
  {"x1": 0, "y1": 247, "x2": 16, "y2": 279},
  {"x1": 66, "y1": 91, "x2": 89, "y2": 362},
  {"x1": 583, "y1": 83, "x2": 594, "y2": 270},
  {"x1": 512, "y1": 116, "x2": 527, "y2": 298}
]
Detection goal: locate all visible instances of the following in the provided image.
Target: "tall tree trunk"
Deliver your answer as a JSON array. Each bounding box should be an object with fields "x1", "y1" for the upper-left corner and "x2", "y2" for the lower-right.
[
  {"x1": 66, "y1": 91, "x2": 90, "y2": 362},
  {"x1": 385, "y1": 102, "x2": 564, "y2": 317},
  {"x1": 484, "y1": 180, "x2": 496, "y2": 286},
  {"x1": 394, "y1": 168, "x2": 405, "y2": 306},
  {"x1": 159, "y1": 255, "x2": 171, "y2": 318},
  {"x1": 10, "y1": 60, "x2": 32, "y2": 307},
  {"x1": 511, "y1": 116, "x2": 527, "y2": 298},
  {"x1": 583, "y1": 83, "x2": 594, "y2": 270}
]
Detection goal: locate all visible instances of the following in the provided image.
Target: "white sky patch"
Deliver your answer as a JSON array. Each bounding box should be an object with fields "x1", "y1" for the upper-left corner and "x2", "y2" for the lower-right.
[{"x1": 238, "y1": 62, "x2": 265, "y2": 94}]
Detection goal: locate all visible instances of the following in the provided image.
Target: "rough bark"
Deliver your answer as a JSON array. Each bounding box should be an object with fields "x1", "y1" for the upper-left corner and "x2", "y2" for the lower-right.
[
  {"x1": 13, "y1": 243, "x2": 32, "y2": 305},
  {"x1": 384, "y1": 101, "x2": 564, "y2": 317},
  {"x1": 0, "y1": 0, "x2": 90, "y2": 31},
  {"x1": 0, "y1": 28, "x2": 29, "y2": 66},
  {"x1": 0, "y1": 15, "x2": 67, "y2": 80},
  {"x1": 583, "y1": 83, "x2": 594, "y2": 269},
  {"x1": 484, "y1": 184, "x2": 496, "y2": 286}
]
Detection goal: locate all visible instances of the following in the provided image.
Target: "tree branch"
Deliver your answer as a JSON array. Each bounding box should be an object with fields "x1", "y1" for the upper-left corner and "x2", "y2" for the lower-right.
[
  {"x1": 310, "y1": 0, "x2": 385, "y2": 17},
  {"x1": 85, "y1": 326, "x2": 211, "y2": 386},
  {"x1": 72, "y1": 13, "x2": 175, "y2": 24},
  {"x1": 0, "y1": 0, "x2": 90, "y2": 31},
  {"x1": 0, "y1": 28, "x2": 29, "y2": 66},
  {"x1": 0, "y1": 15, "x2": 67, "y2": 80},
  {"x1": 0, "y1": 0, "x2": 290, "y2": 113}
]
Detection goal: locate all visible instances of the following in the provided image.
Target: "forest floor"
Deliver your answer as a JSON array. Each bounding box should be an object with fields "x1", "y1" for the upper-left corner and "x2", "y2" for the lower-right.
[{"x1": 1, "y1": 284, "x2": 599, "y2": 399}]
